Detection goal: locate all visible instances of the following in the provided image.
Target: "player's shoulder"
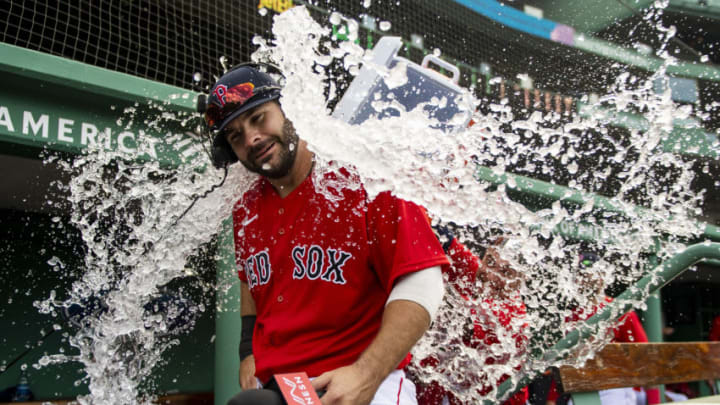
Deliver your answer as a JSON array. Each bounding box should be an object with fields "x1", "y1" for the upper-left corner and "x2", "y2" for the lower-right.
[
  {"x1": 367, "y1": 188, "x2": 403, "y2": 210},
  {"x1": 312, "y1": 161, "x2": 367, "y2": 204},
  {"x1": 322, "y1": 161, "x2": 362, "y2": 184}
]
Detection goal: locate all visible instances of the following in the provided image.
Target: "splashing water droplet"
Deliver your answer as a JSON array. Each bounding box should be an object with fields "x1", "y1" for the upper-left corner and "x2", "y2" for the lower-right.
[
  {"x1": 192, "y1": 72, "x2": 202, "y2": 82},
  {"x1": 258, "y1": 7, "x2": 268, "y2": 16},
  {"x1": 379, "y1": 21, "x2": 391, "y2": 31},
  {"x1": 252, "y1": 35, "x2": 266, "y2": 46},
  {"x1": 385, "y1": 61, "x2": 408, "y2": 89},
  {"x1": 346, "y1": 19, "x2": 359, "y2": 40},
  {"x1": 219, "y1": 56, "x2": 229, "y2": 72},
  {"x1": 433, "y1": 48, "x2": 441, "y2": 56},
  {"x1": 47, "y1": 256, "x2": 65, "y2": 269},
  {"x1": 567, "y1": 162, "x2": 579, "y2": 174},
  {"x1": 363, "y1": 0, "x2": 372, "y2": 7},
  {"x1": 262, "y1": 163, "x2": 271, "y2": 170},
  {"x1": 329, "y1": 12, "x2": 342, "y2": 25}
]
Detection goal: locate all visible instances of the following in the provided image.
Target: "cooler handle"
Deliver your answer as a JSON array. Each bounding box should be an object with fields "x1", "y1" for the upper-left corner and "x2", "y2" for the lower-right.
[{"x1": 421, "y1": 55, "x2": 460, "y2": 84}]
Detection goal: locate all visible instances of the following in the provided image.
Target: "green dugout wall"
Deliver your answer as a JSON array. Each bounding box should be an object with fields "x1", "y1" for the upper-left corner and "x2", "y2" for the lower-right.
[
  {"x1": 0, "y1": 42, "x2": 242, "y2": 403},
  {"x1": 0, "y1": 43, "x2": 197, "y2": 162}
]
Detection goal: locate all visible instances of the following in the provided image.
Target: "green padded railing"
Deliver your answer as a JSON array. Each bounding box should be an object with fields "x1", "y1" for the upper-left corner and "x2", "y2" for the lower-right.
[
  {"x1": 491, "y1": 242, "x2": 720, "y2": 404},
  {"x1": 475, "y1": 166, "x2": 720, "y2": 244}
]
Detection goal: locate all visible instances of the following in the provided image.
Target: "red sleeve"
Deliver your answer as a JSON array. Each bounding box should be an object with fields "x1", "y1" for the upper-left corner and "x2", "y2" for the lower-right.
[
  {"x1": 709, "y1": 316, "x2": 720, "y2": 341},
  {"x1": 547, "y1": 378, "x2": 559, "y2": 401},
  {"x1": 366, "y1": 191, "x2": 449, "y2": 294},
  {"x1": 444, "y1": 238, "x2": 480, "y2": 296},
  {"x1": 614, "y1": 311, "x2": 648, "y2": 343},
  {"x1": 503, "y1": 386, "x2": 529, "y2": 405}
]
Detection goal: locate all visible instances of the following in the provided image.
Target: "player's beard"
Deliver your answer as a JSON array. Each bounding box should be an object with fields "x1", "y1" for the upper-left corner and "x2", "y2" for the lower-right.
[{"x1": 240, "y1": 118, "x2": 299, "y2": 179}]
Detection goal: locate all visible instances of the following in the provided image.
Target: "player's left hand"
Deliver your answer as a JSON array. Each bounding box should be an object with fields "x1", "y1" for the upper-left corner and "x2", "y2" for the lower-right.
[{"x1": 311, "y1": 362, "x2": 381, "y2": 405}]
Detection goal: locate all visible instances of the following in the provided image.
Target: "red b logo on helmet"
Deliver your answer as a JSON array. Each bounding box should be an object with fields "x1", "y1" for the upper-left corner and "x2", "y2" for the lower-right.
[{"x1": 213, "y1": 85, "x2": 228, "y2": 106}]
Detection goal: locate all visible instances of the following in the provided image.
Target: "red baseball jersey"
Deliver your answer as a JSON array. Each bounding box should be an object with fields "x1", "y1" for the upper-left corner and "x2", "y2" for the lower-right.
[
  {"x1": 233, "y1": 165, "x2": 449, "y2": 383},
  {"x1": 710, "y1": 315, "x2": 720, "y2": 342},
  {"x1": 561, "y1": 297, "x2": 649, "y2": 343}
]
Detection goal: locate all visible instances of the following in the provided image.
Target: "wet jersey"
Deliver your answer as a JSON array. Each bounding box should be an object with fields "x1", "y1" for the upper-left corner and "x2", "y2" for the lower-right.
[{"x1": 233, "y1": 166, "x2": 449, "y2": 383}]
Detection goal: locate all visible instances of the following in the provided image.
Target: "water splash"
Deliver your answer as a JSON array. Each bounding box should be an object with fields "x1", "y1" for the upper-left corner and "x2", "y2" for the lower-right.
[
  {"x1": 34, "y1": 3, "x2": 716, "y2": 404},
  {"x1": 34, "y1": 100, "x2": 260, "y2": 403},
  {"x1": 257, "y1": 5, "x2": 713, "y2": 403}
]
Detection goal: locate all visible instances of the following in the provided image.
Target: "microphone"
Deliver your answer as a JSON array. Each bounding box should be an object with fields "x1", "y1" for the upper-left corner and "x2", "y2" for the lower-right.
[
  {"x1": 226, "y1": 388, "x2": 284, "y2": 405},
  {"x1": 226, "y1": 372, "x2": 323, "y2": 405}
]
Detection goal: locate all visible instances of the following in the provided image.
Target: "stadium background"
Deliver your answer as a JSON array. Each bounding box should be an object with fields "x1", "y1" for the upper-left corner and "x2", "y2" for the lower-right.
[{"x1": 1, "y1": 0, "x2": 719, "y2": 403}]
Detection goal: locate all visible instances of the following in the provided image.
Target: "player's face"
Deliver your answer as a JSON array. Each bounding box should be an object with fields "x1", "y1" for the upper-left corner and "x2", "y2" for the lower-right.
[{"x1": 223, "y1": 101, "x2": 299, "y2": 178}]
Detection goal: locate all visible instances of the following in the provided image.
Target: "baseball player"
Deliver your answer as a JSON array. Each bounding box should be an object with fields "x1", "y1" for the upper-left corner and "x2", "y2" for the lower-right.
[
  {"x1": 544, "y1": 300, "x2": 654, "y2": 405},
  {"x1": 544, "y1": 253, "x2": 658, "y2": 405},
  {"x1": 203, "y1": 63, "x2": 449, "y2": 405}
]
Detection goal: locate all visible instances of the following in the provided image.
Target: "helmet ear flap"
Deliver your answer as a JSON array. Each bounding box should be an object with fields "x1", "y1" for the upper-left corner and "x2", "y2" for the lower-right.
[{"x1": 211, "y1": 133, "x2": 239, "y2": 168}]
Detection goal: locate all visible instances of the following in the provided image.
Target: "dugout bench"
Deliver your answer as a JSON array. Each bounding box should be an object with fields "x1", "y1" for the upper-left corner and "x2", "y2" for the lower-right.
[{"x1": 554, "y1": 341, "x2": 720, "y2": 404}]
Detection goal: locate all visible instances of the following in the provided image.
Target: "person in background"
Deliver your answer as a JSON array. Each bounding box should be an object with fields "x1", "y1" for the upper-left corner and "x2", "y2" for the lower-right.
[
  {"x1": 545, "y1": 252, "x2": 660, "y2": 405},
  {"x1": 709, "y1": 315, "x2": 720, "y2": 342},
  {"x1": 415, "y1": 226, "x2": 528, "y2": 405}
]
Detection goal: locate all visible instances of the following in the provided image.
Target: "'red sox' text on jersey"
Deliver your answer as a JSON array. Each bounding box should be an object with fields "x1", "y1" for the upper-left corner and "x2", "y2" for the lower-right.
[{"x1": 232, "y1": 165, "x2": 449, "y2": 384}]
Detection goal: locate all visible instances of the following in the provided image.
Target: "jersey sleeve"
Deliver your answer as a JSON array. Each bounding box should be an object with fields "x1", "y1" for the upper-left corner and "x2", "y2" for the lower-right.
[
  {"x1": 546, "y1": 378, "x2": 559, "y2": 401},
  {"x1": 366, "y1": 191, "x2": 449, "y2": 294},
  {"x1": 444, "y1": 238, "x2": 481, "y2": 297},
  {"x1": 614, "y1": 311, "x2": 649, "y2": 343},
  {"x1": 709, "y1": 316, "x2": 720, "y2": 341}
]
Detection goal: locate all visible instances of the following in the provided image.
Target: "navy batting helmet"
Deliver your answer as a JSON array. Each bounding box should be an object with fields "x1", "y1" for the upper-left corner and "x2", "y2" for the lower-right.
[{"x1": 199, "y1": 62, "x2": 283, "y2": 168}]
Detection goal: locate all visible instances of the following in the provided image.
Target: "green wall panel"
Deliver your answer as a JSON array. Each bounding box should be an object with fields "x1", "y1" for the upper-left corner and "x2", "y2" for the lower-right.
[
  {"x1": 0, "y1": 43, "x2": 204, "y2": 167},
  {"x1": 0, "y1": 43, "x2": 215, "y2": 401},
  {"x1": 0, "y1": 210, "x2": 215, "y2": 401}
]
